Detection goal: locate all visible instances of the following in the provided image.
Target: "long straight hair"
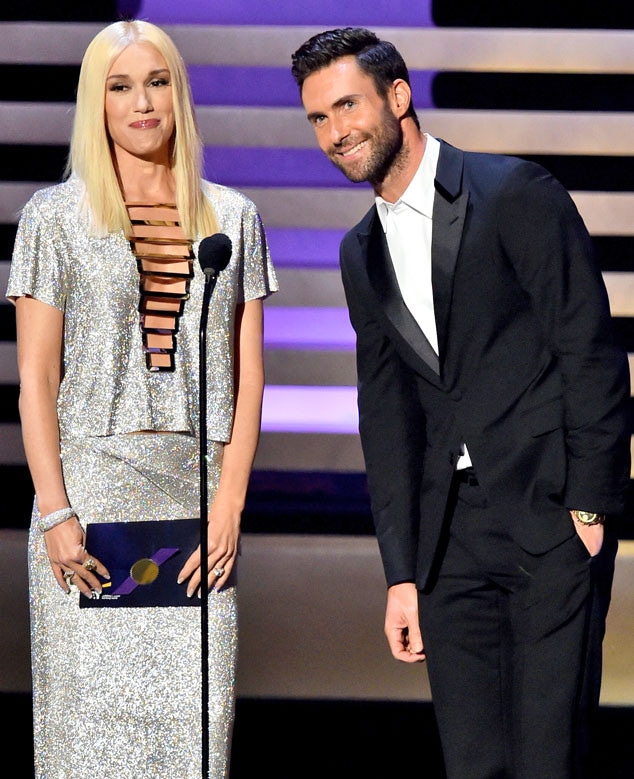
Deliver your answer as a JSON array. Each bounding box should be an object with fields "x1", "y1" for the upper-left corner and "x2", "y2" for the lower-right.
[{"x1": 66, "y1": 20, "x2": 218, "y2": 238}]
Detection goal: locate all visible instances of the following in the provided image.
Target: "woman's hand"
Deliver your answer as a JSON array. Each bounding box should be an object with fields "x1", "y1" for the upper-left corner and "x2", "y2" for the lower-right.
[
  {"x1": 43, "y1": 516, "x2": 109, "y2": 597},
  {"x1": 177, "y1": 500, "x2": 241, "y2": 597}
]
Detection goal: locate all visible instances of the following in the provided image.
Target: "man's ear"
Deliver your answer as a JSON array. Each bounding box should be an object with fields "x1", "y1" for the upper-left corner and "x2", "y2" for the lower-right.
[{"x1": 390, "y1": 79, "x2": 412, "y2": 119}]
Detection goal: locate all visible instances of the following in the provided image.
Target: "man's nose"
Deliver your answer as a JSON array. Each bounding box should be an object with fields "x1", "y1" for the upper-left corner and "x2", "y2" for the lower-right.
[{"x1": 329, "y1": 116, "x2": 349, "y2": 145}]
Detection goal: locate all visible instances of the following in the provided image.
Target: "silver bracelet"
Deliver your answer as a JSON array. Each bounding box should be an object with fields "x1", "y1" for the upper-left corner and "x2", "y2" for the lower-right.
[{"x1": 36, "y1": 506, "x2": 77, "y2": 533}]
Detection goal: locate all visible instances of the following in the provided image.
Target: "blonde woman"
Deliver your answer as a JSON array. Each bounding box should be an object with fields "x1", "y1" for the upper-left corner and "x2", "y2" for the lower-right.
[{"x1": 7, "y1": 20, "x2": 277, "y2": 778}]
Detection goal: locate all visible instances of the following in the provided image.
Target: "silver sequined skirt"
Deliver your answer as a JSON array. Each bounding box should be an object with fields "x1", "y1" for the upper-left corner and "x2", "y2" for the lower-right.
[{"x1": 28, "y1": 433, "x2": 237, "y2": 779}]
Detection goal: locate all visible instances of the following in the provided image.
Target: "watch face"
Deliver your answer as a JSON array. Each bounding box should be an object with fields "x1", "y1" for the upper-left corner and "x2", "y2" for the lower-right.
[{"x1": 574, "y1": 510, "x2": 602, "y2": 525}]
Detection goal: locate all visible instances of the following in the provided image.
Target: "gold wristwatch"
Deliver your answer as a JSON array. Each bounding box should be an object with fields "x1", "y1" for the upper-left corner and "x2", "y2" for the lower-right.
[{"x1": 570, "y1": 510, "x2": 605, "y2": 526}]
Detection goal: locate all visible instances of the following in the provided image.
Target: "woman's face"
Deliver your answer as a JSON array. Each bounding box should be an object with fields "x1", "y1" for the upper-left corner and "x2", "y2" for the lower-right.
[{"x1": 104, "y1": 41, "x2": 175, "y2": 164}]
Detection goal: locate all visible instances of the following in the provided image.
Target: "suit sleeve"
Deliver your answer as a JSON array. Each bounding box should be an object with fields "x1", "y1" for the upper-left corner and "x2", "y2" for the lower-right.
[
  {"x1": 340, "y1": 240, "x2": 426, "y2": 585},
  {"x1": 496, "y1": 161, "x2": 631, "y2": 513}
]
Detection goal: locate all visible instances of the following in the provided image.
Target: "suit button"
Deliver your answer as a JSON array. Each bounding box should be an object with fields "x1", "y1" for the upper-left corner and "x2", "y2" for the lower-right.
[{"x1": 451, "y1": 390, "x2": 463, "y2": 401}]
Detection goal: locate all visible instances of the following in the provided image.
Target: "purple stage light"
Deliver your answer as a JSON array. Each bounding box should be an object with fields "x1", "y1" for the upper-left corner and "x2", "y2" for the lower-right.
[
  {"x1": 261, "y1": 385, "x2": 358, "y2": 433},
  {"x1": 190, "y1": 67, "x2": 435, "y2": 110},
  {"x1": 266, "y1": 229, "x2": 344, "y2": 269},
  {"x1": 133, "y1": 0, "x2": 433, "y2": 26},
  {"x1": 264, "y1": 308, "x2": 355, "y2": 350}
]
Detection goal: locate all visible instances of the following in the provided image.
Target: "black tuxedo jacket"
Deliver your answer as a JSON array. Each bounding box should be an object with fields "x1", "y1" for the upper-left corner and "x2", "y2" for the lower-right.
[{"x1": 340, "y1": 140, "x2": 631, "y2": 590}]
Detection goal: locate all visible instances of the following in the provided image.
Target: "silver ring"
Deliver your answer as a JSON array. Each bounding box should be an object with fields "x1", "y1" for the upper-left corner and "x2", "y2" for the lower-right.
[
  {"x1": 63, "y1": 570, "x2": 75, "y2": 585},
  {"x1": 212, "y1": 567, "x2": 225, "y2": 577},
  {"x1": 82, "y1": 557, "x2": 97, "y2": 572}
]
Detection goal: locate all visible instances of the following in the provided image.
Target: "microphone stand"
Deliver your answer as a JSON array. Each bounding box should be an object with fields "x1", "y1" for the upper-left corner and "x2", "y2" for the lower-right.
[{"x1": 199, "y1": 267, "x2": 219, "y2": 779}]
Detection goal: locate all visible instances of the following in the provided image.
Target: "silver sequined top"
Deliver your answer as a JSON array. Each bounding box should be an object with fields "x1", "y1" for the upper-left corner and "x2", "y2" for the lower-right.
[{"x1": 6, "y1": 176, "x2": 278, "y2": 442}]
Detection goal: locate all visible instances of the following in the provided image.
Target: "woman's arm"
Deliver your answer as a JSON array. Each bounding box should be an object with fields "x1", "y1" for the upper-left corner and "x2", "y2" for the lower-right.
[
  {"x1": 179, "y1": 297, "x2": 265, "y2": 595},
  {"x1": 15, "y1": 296, "x2": 106, "y2": 594},
  {"x1": 16, "y1": 296, "x2": 67, "y2": 513}
]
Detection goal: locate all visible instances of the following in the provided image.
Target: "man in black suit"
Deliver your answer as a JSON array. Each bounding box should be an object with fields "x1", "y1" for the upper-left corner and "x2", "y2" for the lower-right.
[{"x1": 291, "y1": 27, "x2": 631, "y2": 778}]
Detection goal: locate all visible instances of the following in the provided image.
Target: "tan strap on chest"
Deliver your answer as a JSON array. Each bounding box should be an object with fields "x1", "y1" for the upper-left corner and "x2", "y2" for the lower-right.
[{"x1": 126, "y1": 203, "x2": 194, "y2": 372}]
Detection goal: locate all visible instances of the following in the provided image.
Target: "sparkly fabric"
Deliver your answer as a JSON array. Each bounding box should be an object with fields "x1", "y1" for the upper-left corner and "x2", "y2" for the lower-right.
[
  {"x1": 7, "y1": 176, "x2": 278, "y2": 442},
  {"x1": 6, "y1": 177, "x2": 278, "y2": 778},
  {"x1": 29, "y1": 434, "x2": 236, "y2": 778}
]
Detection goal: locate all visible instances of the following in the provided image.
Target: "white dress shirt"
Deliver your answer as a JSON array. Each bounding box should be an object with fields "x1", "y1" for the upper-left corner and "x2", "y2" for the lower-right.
[{"x1": 375, "y1": 134, "x2": 472, "y2": 469}]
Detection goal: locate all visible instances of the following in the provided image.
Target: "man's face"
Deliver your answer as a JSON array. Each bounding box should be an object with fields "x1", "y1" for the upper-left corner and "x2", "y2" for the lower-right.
[{"x1": 301, "y1": 56, "x2": 403, "y2": 186}]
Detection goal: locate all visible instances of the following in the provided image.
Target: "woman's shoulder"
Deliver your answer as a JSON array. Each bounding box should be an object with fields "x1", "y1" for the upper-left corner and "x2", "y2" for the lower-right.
[
  {"x1": 21, "y1": 178, "x2": 84, "y2": 220},
  {"x1": 202, "y1": 180, "x2": 259, "y2": 215}
]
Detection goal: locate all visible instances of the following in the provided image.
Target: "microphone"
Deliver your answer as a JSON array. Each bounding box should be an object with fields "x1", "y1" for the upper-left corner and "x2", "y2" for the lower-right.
[
  {"x1": 198, "y1": 233, "x2": 232, "y2": 279},
  {"x1": 197, "y1": 232, "x2": 231, "y2": 779}
]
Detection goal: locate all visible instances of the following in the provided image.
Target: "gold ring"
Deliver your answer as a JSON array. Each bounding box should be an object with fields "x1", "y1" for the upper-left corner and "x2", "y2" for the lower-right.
[
  {"x1": 212, "y1": 567, "x2": 225, "y2": 577},
  {"x1": 82, "y1": 557, "x2": 97, "y2": 572}
]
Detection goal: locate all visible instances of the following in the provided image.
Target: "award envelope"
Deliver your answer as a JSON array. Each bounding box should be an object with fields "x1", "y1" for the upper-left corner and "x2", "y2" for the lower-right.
[{"x1": 80, "y1": 518, "x2": 201, "y2": 608}]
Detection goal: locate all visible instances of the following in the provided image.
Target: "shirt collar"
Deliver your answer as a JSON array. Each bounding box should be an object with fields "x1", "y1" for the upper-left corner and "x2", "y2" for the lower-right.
[{"x1": 376, "y1": 133, "x2": 440, "y2": 232}]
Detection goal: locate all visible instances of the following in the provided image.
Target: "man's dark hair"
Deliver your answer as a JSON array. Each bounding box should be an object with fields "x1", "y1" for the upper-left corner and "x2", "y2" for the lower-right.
[{"x1": 291, "y1": 27, "x2": 419, "y2": 128}]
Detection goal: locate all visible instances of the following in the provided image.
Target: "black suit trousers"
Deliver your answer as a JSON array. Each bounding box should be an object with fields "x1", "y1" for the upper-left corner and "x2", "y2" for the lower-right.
[{"x1": 418, "y1": 477, "x2": 618, "y2": 779}]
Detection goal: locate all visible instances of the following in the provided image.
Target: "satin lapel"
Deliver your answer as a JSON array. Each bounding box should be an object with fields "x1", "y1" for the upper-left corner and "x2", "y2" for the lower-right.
[
  {"x1": 361, "y1": 214, "x2": 440, "y2": 377},
  {"x1": 432, "y1": 144, "x2": 469, "y2": 364}
]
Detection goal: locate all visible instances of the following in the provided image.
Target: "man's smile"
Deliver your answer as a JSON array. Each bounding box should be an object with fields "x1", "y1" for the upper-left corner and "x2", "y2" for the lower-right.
[{"x1": 338, "y1": 139, "x2": 368, "y2": 157}]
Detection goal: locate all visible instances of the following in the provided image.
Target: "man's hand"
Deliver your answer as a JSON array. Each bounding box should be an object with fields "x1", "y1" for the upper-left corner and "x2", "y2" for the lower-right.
[
  {"x1": 571, "y1": 512, "x2": 604, "y2": 557},
  {"x1": 384, "y1": 581, "x2": 426, "y2": 663}
]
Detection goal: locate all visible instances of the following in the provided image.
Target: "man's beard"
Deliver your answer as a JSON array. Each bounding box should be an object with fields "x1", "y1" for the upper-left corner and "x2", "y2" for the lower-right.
[{"x1": 330, "y1": 105, "x2": 404, "y2": 186}]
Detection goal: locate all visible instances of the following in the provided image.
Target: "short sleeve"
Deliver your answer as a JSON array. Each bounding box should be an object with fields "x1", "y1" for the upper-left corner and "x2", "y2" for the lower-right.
[
  {"x1": 238, "y1": 199, "x2": 278, "y2": 304},
  {"x1": 6, "y1": 187, "x2": 67, "y2": 311}
]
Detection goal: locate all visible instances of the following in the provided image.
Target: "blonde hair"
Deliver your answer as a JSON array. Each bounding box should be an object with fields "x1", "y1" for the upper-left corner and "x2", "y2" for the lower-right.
[{"x1": 66, "y1": 19, "x2": 218, "y2": 238}]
